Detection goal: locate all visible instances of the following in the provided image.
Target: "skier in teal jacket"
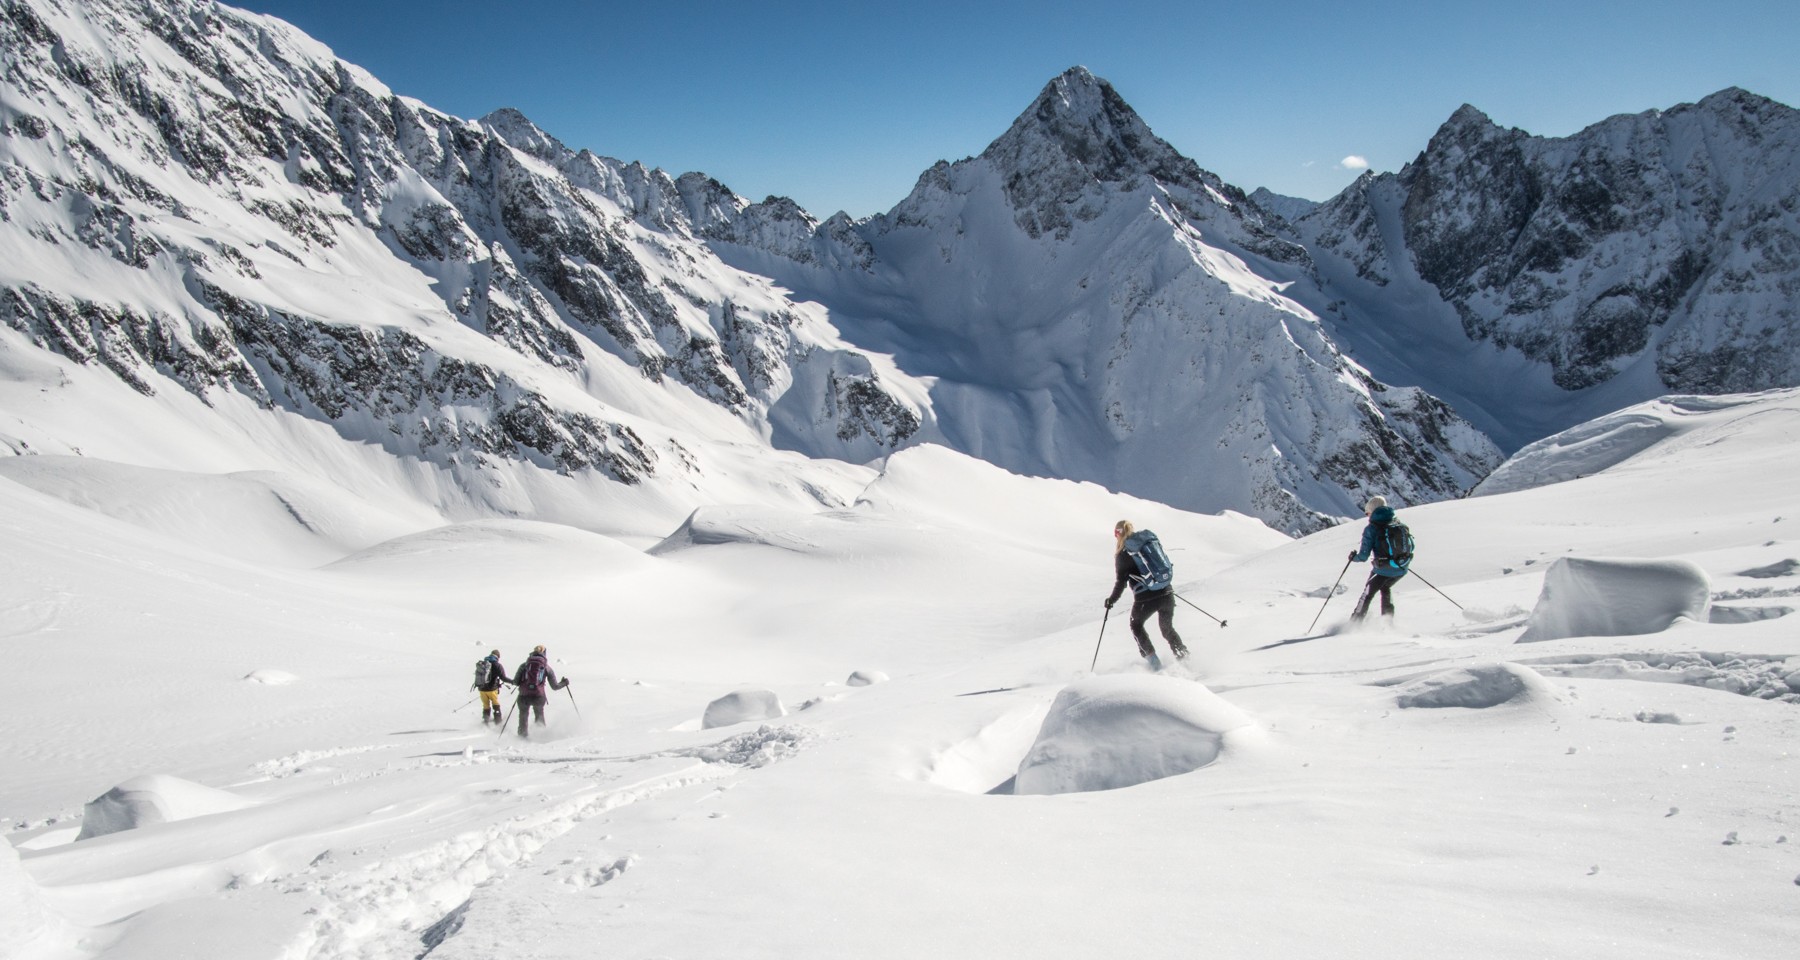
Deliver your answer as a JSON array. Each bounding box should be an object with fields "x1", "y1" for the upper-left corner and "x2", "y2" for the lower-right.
[{"x1": 1348, "y1": 496, "x2": 1410, "y2": 620}]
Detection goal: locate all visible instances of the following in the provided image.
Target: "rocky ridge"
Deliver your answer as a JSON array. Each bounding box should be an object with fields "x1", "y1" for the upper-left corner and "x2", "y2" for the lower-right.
[
  {"x1": 0, "y1": 0, "x2": 922, "y2": 497},
  {"x1": 1302, "y1": 90, "x2": 1800, "y2": 398},
  {"x1": 713, "y1": 68, "x2": 1502, "y2": 532}
]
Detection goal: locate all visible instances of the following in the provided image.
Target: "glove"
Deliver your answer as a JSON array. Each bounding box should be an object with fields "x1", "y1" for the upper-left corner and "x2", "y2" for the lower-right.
[
  {"x1": 1104, "y1": 596, "x2": 1115, "y2": 610},
  {"x1": 1348, "y1": 550, "x2": 1357, "y2": 562}
]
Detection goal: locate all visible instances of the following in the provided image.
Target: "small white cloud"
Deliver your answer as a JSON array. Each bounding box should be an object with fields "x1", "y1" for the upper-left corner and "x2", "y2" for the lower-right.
[{"x1": 1340, "y1": 155, "x2": 1370, "y2": 171}]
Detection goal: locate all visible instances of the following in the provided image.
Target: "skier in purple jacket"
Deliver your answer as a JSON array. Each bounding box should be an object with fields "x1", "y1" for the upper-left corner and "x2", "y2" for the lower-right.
[{"x1": 511, "y1": 644, "x2": 569, "y2": 738}]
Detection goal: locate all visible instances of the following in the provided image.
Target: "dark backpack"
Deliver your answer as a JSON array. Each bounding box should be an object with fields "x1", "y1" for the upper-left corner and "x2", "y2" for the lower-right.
[
  {"x1": 1374, "y1": 520, "x2": 1415, "y2": 568},
  {"x1": 474, "y1": 658, "x2": 495, "y2": 688},
  {"x1": 1122, "y1": 530, "x2": 1175, "y2": 593},
  {"x1": 520, "y1": 656, "x2": 548, "y2": 693}
]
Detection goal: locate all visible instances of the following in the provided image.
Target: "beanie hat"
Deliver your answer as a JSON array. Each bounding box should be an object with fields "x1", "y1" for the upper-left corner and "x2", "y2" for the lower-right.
[
  {"x1": 1363, "y1": 496, "x2": 1387, "y2": 514},
  {"x1": 533, "y1": 644, "x2": 546, "y2": 654}
]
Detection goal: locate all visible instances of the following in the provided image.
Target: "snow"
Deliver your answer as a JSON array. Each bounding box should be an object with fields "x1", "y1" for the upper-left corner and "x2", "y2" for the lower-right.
[
  {"x1": 75, "y1": 775, "x2": 259, "y2": 841},
  {"x1": 1, "y1": 4, "x2": 1798, "y2": 952},
  {"x1": 3, "y1": 385, "x2": 1797, "y2": 959},
  {"x1": 1011, "y1": 673, "x2": 1254, "y2": 795},
  {"x1": 701, "y1": 688, "x2": 787, "y2": 729},
  {"x1": 1518, "y1": 556, "x2": 1711, "y2": 643},
  {"x1": 1390, "y1": 662, "x2": 1559, "y2": 709}
]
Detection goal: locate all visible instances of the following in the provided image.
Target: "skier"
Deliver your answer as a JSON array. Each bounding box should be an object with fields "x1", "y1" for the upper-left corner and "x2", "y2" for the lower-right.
[
  {"x1": 1104, "y1": 520, "x2": 1189, "y2": 666},
  {"x1": 472, "y1": 649, "x2": 510, "y2": 725},
  {"x1": 1348, "y1": 496, "x2": 1412, "y2": 621},
  {"x1": 511, "y1": 644, "x2": 570, "y2": 738}
]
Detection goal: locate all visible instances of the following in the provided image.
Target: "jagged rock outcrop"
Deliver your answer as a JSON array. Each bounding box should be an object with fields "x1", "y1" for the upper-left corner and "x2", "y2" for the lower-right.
[
  {"x1": 711, "y1": 67, "x2": 1500, "y2": 532},
  {"x1": 1307, "y1": 90, "x2": 1800, "y2": 397},
  {"x1": 0, "y1": 0, "x2": 921, "y2": 496},
  {"x1": 37, "y1": 0, "x2": 1784, "y2": 532}
]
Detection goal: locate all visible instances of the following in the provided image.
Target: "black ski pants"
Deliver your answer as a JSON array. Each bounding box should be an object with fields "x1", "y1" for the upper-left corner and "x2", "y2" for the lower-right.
[
  {"x1": 516, "y1": 695, "x2": 548, "y2": 736},
  {"x1": 1353, "y1": 572, "x2": 1404, "y2": 619},
  {"x1": 1130, "y1": 590, "x2": 1186, "y2": 657}
]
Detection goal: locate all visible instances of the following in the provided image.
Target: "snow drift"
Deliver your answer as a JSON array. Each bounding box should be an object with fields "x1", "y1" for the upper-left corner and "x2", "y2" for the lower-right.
[
  {"x1": 1518, "y1": 556, "x2": 1710, "y2": 643},
  {"x1": 1012, "y1": 675, "x2": 1253, "y2": 795},
  {"x1": 702, "y1": 689, "x2": 787, "y2": 729},
  {"x1": 1392, "y1": 663, "x2": 1557, "y2": 708},
  {"x1": 75, "y1": 774, "x2": 258, "y2": 841}
]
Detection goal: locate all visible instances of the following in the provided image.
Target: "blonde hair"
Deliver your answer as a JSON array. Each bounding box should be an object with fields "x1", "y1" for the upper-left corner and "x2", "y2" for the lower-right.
[
  {"x1": 1113, "y1": 519, "x2": 1134, "y2": 553},
  {"x1": 533, "y1": 644, "x2": 546, "y2": 654}
]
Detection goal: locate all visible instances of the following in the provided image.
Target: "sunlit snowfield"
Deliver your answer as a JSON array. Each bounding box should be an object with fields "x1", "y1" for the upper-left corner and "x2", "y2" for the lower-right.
[{"x1": 4, "y1": 390, "x2": 1797, "y2": 960}]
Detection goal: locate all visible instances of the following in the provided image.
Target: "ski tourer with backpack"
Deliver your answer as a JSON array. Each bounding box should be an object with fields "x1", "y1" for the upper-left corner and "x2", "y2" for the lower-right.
[
  {"x1": 1349, "y1": 497, "x2": 1412, "y2": 621},
  {"x1": 1104, "y1": 521, "x2": 1189, "y2": 668}
]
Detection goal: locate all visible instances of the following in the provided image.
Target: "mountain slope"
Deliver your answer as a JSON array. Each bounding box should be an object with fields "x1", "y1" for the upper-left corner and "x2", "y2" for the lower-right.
[
  {"x1": 713, "y1": 68, "x2": 1502, "y2": 533},
  {"x1": 1293, "y1": 90, "x2": 1800, "y2": 447},
  {"x1": 0, "y1": 0, "x2": 925, "y2": 529}
]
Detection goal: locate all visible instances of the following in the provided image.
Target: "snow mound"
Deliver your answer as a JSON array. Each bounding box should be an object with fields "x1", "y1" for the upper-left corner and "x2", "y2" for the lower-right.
[
  {"x1": 846, "y1": 670, "x2": 888, "y2": 687},
  {"x1": 243, "y1": 669, "x2": 297, "y2": 685},
  {"x1": 1471, "y1": 393, "x2": 1778, "y2": 498},
  {"x1": 1735, "y1": 558, "x2": 1798, "y2": 579},
  {"x1": 650, "y1": 505, "x2": 873, "y2": 556},
  {"x1": 1013, "y1": 675, "x2": 1253, "y2": 796},
  {"x1": 1393, "y1": 663, "x2": 1556, "y2": 709},
  {"x1": 76, "y1": 774, "x2": 258, "y2": 840},
  {"x1": 702, "y1": 688, "x2": 787, "y2": 729},
  {"x1": 0, "y1": 456, "x2": 429, "y2": 567},
  {"x1": 1518, "y1": 557, "x2": 1710, "y2": 643},
  {"x1": 327, "y1": 519, "x2": 655, "y2": 578},
  {"x1": 1473, "y1": 413, "x2": 1675, "y2": 496}
]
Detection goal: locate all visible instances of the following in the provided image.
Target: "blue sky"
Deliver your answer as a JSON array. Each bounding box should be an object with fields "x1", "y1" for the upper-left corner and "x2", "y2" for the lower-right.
[{"x1": 242, "y1": 0, "x2": 1800, "y2": 219}]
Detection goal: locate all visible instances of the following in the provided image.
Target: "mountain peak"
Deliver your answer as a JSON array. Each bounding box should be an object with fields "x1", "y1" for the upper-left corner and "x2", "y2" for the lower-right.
[
  {"x1": 980, "y1": 66, "x2": 1193, "y2": 194},
  {"x1": 1446, "y1": 103, "x2": 1494, "y2": 128},
  {"x1": 480, "y1": 107, "x2": 568, "y2": 162},
  {"x1": 989, "y1": 67, "x2": 1153, "y2": 167}
]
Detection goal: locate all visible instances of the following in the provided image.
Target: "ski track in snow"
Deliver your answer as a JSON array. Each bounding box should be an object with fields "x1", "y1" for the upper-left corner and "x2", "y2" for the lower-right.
[
  {"x1": 280, "y1": 756, "x2": 731, "y2": 960},
  {"x1": 18, "y1": 723, "x2": 818, "y2": 960}
]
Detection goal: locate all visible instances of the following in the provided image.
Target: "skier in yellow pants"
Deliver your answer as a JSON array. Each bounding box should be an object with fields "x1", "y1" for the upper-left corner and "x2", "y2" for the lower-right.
[{"x1": 473, "y1": 650, "x2": 510, "y2": 724}]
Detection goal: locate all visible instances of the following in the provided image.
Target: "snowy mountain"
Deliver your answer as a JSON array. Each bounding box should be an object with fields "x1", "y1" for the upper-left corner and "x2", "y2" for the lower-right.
[
  {"x1": 1247, "y1": 186, "x2": 1319, "y2": 225},
  {"x1": 1291, "y1": 90, "x2": 1800, "y2": 448},
  {"x1": 712, "y1": 68, "x2": 1502, "y2": 533},
  {"x1": 0, "y1": 1, "x2": 1499, "y2": 535},
  {"x1": 0, "y1": 0, "x2": 927, "y2": 533},
  {"x1": 7, "y1": 0, "x2": 1797, "y2": 539}
]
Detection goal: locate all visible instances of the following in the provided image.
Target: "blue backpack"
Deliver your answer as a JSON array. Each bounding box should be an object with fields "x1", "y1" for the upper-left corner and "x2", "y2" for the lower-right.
[{"x1": 1123, "y1": 530, "x2": 1174, "y2": 593}]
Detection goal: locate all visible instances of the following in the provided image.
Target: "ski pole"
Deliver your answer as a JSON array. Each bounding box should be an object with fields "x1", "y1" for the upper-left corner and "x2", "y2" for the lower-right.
[
  {"x1": 1405, "y1": 568, "x2": 1465, "y2": 611},
  {"x1": 1306, "y1": 558, "x2": 1354, "y2": 635},
  {"x1": 497, "y1": 696, "x2": 519, "y2": 739},
  {"x1": 1088, "y1": 606, "x2": 1112, "y2": 671},
  {"x1": 563, "y1": 681, "x2": 582, "y2": 719},
  {"x1": 451, "y1": 695, "x2": 477, "y2": 713},
  {"x1": 1172, "y1": 591, "x2": 1227, "y2": 627}
]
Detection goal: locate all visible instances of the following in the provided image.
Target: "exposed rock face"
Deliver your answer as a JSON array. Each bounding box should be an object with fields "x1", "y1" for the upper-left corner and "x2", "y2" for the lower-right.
[
  {"x1": 33, "y1": 2, "x2": 1783, "y2": 531},
  {"x1": 1311, "y1": 91, "x2": 1800, "y2": 395},
  {"x1": 713, "y1": 68, "x2": 1500, "y2": 532},
  {"x1": 0, "y1": 0, "x2": 920, "y2": 491}
]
